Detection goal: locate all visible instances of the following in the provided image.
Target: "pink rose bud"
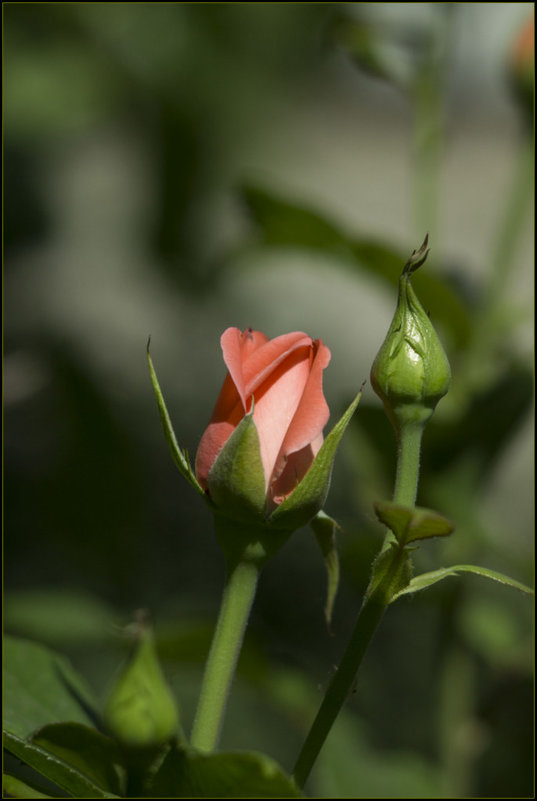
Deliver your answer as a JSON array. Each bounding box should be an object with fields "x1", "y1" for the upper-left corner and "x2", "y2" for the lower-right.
[{"x1": 196, "y1": 327, "x2": 331, "y2": 515}]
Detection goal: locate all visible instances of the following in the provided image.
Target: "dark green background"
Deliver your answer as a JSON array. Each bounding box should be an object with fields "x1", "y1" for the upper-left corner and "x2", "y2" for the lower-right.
[{"x1": 4, "y1": 3, "x2": 533, "y2": 797}]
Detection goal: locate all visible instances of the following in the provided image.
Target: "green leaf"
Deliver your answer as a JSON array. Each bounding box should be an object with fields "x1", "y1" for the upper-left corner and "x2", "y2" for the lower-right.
[
  {"x1": 314, "y1": 712, "x2": 444, "y2": 798},
  {"x1": 148, "y1": 744, "x2": 302, "y2": 798},
  {"x1": 4, "y1": 589, "x2": 118, "y2": 647},
  {"x1": 4, "y1": 732, "x2": 119, "y2": 799},
  {"x1": 2, "y1": 773, "x2": 54, "y2": 799},
  {"x1": 269, "y1": 386, "x2": 363, "y2": 531},
  {"x1": 146, "y1": 341, "x2": 205, "y2": 497},
  {"x1": 208, "y1": 411, "x2": 266, "y2": 523},
  {"x1": 3, "y1": 750, "x2": 68, "y2": 798},
  {"x1": 310, "y1": 511, "x2": 341, "y2": 629},
  {"x1": 31, "y1": 723, "x2": 124, "y2": 796},
  {"x1": 391, "y1": 564, "x2": 534, "y2": 603},
  {"x1": 240, "y1": 184, "x2": 472, "y2": 349},
  {"x1": 374, "y1": 501, "x2": 454, "y2": 546},
  {"x1": 3, "y1": 636, "x2": 98, "y2": 739}
]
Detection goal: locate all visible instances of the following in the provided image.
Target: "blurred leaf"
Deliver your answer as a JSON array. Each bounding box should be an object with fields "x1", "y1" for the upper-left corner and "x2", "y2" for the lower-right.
[
  {"x1": 31, "y1": 723, "x2": 123, "y2": 797},
  {"x1": 459, "y1": 594, "x2": 533, "y2": 669},
  {"x1": 310, "y1": 511, "x2": 341, "y2": 630},
  {"x1": 4, "y1": 589, "x2": 118, "y2": 646},
  {"x1": 4, "y1": 636, "x2": 99, "y2": 739},
  {"x1": 3, "y1": 751, "x2": 71, "y2": 798},
  {"x1": 313, "y1": 712, "x2": 444, "y2": 798},
  {"x1": 4, "y1": 732, "x2": 119, "y2": 799},
  {"x1": 374, "y1": 501, "x2": 454, "y2": 545},
  {"x1": 240, "y1": 184, "x2": 472, "y2": 349},
  {"x1": 4, "y1": 42, "x2": 121, "y2": 139},
  {"x1": 2, "y1": 772, "x2": 55, "y2": 799},
  {"x1": 425, "y1": 362, "x2": 534, "y2": 478},
  {"x1": 332, "y1": 15, "x2": 414, "y2": 89},
  {"x1": 149, "y1": 743, "x2": 302, "y2": 798},
  {"x1": 392, "y1": 564, "x2": 533, "y2": 603}
]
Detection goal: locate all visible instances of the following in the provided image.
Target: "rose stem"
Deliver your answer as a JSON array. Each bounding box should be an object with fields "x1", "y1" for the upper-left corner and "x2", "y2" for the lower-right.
[
  {"x1": 190, "y1": 551, "x2": 262, "y2": 752},
  {"x1": 292, "y1": 422, "x2": 424, "y2": 789}
]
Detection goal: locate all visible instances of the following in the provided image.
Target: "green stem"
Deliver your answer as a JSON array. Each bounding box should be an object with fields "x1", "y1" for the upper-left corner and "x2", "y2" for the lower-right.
[
  {"x1": 393, "y1": 422, "x2": 424, "y2": 507},
  {"x1": 292, "y1": 585, "x2": 389, "y2": 789},
  {"x1": 292, "y1": 422, "x2": 424, "y2": 789},
  {"x1": 190, "y1": 553, "x2": 261, "y2": 752}
]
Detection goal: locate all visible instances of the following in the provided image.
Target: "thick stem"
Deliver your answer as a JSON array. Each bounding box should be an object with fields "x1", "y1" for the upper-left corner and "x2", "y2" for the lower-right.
[
  {"x1": 292, "y1": 421, "x2": 424, "y2": 789},
  {"x1": 190, "y1": 555, "x2": 261, "y2": 752}
]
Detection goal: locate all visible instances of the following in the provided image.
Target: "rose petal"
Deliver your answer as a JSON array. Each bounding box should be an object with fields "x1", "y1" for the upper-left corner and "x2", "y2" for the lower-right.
[
  {"x1": 251, "y1": 344, "x2": 313, "y2": 489},
  {"x1": 195, "y1": 373, "x2": 244, "y2": 489},
  {"x1": 271, "y1": 340, "x2": 331, "y2": 483},
  {"x1": 270, "y1": 442, "x2": 316, "y2": 506},
  {"x1": 196, "y1": 328, "x2": 270, "y2": 488},
  {"x1": 220, "y1": 327, "x2": 271, "y2": 410},
  {"x1": 242, "y1": 332, "x2": 312, "y2": 398}
]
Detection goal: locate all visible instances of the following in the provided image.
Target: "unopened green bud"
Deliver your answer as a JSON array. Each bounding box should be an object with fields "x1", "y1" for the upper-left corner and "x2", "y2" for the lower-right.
[
  {"x1": 371, "y1": 236, "x2": 451, "y2": 430},
  {"x1": 105, "y1": 613, "x2": 178, "y2": 749}
]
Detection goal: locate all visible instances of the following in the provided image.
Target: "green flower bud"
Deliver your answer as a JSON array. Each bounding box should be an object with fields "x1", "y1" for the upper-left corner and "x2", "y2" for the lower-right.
[
  {"x1": 105, "y1": 614, "x2": 179, "y2": 749},
  {"x1": 371, "y1": 236, "x2": 451, "y2": 430}
]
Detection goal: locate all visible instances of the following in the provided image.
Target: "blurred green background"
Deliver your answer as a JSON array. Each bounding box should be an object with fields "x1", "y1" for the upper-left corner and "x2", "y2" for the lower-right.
[{"x1": 4, "y1": 3, "x2": 534, "y2": 798}]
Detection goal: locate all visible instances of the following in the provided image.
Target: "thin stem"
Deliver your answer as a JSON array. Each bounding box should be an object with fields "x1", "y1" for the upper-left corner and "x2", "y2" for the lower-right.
[
  {"x1": 292, "y1": 422, "x2": 424, "y2": 789},
  {"x1": 293, "y1": 586, "x2": 389, "y2": 789},
  {"x1": 190, "y1": 555, "x2": 261, "y2": 752},
  {"x1": 393, "y1": 422, "x2": 424, "y2": 507}
]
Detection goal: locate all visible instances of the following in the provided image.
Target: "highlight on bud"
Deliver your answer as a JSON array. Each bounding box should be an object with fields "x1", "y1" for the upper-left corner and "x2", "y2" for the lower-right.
[
  {"x1": 104, "y1": 613, "x2": 179, "y2": 749},
  {"x1": 370, "y1": 235, "x2": 451, "y2": 429}
]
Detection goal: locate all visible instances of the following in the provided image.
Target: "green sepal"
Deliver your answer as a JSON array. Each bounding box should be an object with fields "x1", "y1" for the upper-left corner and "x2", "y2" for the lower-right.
[
  {"x1": 310, "y1": 511, "x2": 341, "y2": 630},
  {"x1": 268, "y1": 385, "x2": 364, "y2": 532},
  {"x1": 104, "y1": 621, "x2": 180, "y2": 749},
  {"x1": 365, "y1": 542, "x2": 413, "y2": 605},
  {"x1": 374, "y1": 501, "x2": 454, "y2": 546},
  {"x1": 391, "y1": 564, "x2": 534, "y2": 603},
  {"x1": 146, "y1": 340, "x2": 205, "y2": 498},
  {"x1": 208, "y1": 410, "x2": 267, "y2": 524}
]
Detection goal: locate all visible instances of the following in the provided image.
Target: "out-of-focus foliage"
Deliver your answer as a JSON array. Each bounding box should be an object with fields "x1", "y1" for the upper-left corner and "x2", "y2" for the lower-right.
[{"x1": 4, "y1": 3, "x2": 533, "y2": 798}]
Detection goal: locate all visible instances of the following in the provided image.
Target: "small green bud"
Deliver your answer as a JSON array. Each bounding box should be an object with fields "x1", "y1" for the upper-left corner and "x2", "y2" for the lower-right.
[
  {"x1": 371, "y1": 236, "x2": 451, "y2": 430},
  {"x1": 105, "y1": 613, "x2": 179, "y2": 749}
]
